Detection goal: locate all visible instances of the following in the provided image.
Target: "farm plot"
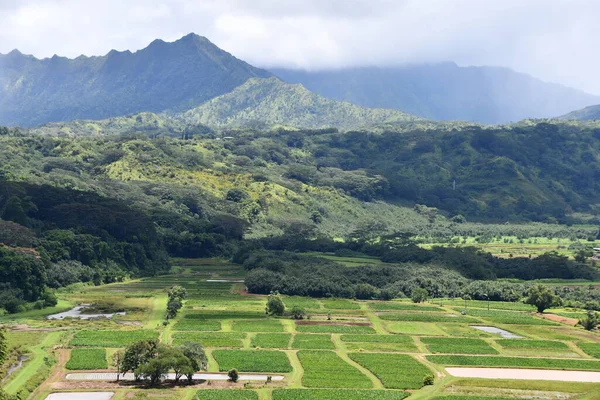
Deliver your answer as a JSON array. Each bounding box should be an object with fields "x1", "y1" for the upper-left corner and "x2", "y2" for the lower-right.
[
  {"x1": 320, "y1": 299, "x2": 361, "y2": 310},
  {"x1": 70, "y1": 330, "x2": 158, "y2": 347},
  {"x1": 349, "y1": 353, "x2": 432, "y2": 389},
  {"x1": 272, "y1": 389, "x2": 408, "y2": 400},
  {"x1": 496, "y1": 339, "x2": 575, "y2": 357},
  {"x1": 252, "y1": 333, "x2": 291, "y2": 349},
  {"x1": 428, "y1": 355, "x2": 600, "y2": 370},
  {"x1": 443, "y1": 299, "x2": 536, "y2": 311},
  {"x1": 296, "y1": 323, "x2": 375, "y2": 334},
  {"x1": 291, "y1": 334, "x2": 335, "y2": 350},
  {"x1": 212, "y1": 350, "x2": 292, "y2": 372},
  {"x1": 431, "y1": 397, "x2": 516, "y2": 400},
  {"x1": 283, "y1": 297, "x2": 322, "y2": 310},
  {"x1": 297, "y1": 350, "x2": 372, "y2": 388},
  {"x1": 385, "y1": 322, "x2": 446, "y2": 336},
  {"x1": 194, "y1": 389, "x2": 258, "y2": 399},
  {"x1": 66, "y1": 348, "x2": 108, "y2": 370},
  {"x1": 231, "y1": 319, "x2": 285, "y2": 332},
  {"x1": 577, "y1": 343, "x2": 600, "y2": 358},
  {"x1": 457, "y1": 309, "x2": 556, "y2": 325},
  {"x1": 420, "y1": 338, "x2": 498, "y2": 355},
  {"x1": 368, "y1": 302, "x2": 442, "y2": 312},
  {"x1": 171, "y1": 332, "x2": 245, "y2": 347},
  {"x1": 341, "y1": 334, "x2": 418, "y2": 352},
  {"x1": 379, "y1": 312, "x2": 479, "y2": 323},
  {"x1": 173, "y1": 319, "x2": 221, "y2": 331}
]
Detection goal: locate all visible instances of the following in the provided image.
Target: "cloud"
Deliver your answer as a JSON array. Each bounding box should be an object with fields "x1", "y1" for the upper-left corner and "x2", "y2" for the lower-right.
[{"x1": 1, "y1": 0, "x2": 599, "y2": 94}]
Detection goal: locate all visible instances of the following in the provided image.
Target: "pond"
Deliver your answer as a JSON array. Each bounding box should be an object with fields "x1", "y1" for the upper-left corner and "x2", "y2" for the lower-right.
[
  {"x1": 45, "y1": 393, "x2": 115, "y2": 400},
  {"x1": 46, "y1": 305, "x2": 125, "y2": 320},
  {"x1": 446, "y1": 367, "x2": 600, "y2": 382},
  {"x1": 471, "y1": 325, "x2": 523, "y2": 338}
]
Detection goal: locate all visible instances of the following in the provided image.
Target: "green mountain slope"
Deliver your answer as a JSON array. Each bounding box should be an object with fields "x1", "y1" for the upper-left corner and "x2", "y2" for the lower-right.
[
  {"x1": 181, "y1": 77, "x2": 424, "y2": 130},
  {"x1": 0, "y1": 34, "x2": 271, "y2": 127},
  {"x1": 559, "y1": 104, "x2": 600, "y2": 120},
  {"x1": 271, "y1": 64, "x2": 600, "y2": 124}
]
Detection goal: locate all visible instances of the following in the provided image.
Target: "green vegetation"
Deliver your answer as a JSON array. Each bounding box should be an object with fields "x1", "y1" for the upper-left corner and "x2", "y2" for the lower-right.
[
  {"x1": 368, "y1": 303, "x2": 442, "y2": 312},
  {"x1": 460, "y1": 309, "x2": 555, "y2": 325},
  {"x1": 194, "y1": 390, "x2": 258, "y2": 400},
  {"x1": 272, "y1": 389, "x2": 408, "y2": 400},
  {"x1": 173, "y1": 319, "x2": 221, "y2": 331},
  {"x1": 349, "y1": 353, "x2": 432, "y2": 389},
  {"x1": 525, "y1": 284, "x2": 562, "y2": 313},
  {"x1": 379, "y1": 313, "x2": 478, "y2": 323},
  {"x1": 171, "y1": 332, "x2": 245, "y2": 348},
  {"x1": 341, "y1": 334, "x2": 417, "y2": 352},
  {"x1": 496, "y1": 339, "x2": 569, "y2": 350},
  {"x1": 428, "y1": 355, "x2": 600, "y2": 370},
  {"x1": 577, "y1": 343, "x2": 600, "y2": 358},
  {"x1": 252, "y1": 333, "x2": 292, "y2": 349},
  {"x1": 291, "y1": 334, "x2": 335, "y2": 350},
  {"x1": 420, "y1": 338, "x2": 498, "y2": 354},
  {"x1": 296, "y1": 324, "x2": 375, "y2": 334},
  {"x1": 66, "y1": 348, "x2": 108, "y2": 370},
  {"x1": 298, "y1": 350, "x2": 372, "y2": 388},
  {"x1": 212, "y1": 350, "x2": 292, "y2": 372},
  {"x1": 70, "y1": 330, "x2": 159, "y2": 347},
  {"x1": 231, "y1": 319, "x2": 285, "y2": 332}
]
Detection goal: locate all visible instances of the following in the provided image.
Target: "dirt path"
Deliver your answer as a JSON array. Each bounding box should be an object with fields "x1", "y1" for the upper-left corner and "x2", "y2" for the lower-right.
[
  {"x1": 30, "y1": 347, "x2": 70, "y2": 399},
  {"x1": 541, "y1": 313, "x2": 579, "y2": 325}
]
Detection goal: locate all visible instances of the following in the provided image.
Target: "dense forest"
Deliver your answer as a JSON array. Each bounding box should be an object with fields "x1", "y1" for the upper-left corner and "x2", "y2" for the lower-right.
[{"x1": 2, "y1": 119, "x2": 600, "y2": 312}]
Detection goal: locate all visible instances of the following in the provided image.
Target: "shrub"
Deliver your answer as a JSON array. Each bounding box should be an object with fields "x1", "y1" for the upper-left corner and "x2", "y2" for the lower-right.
[{"x1": 228, "y1": 368, "x2": 239, "y2": 382}]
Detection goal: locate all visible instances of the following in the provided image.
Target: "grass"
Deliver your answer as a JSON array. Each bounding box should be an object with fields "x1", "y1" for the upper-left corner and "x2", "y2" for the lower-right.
[
  {"x1": 385, "y1": 321, "x2": 446, "y2": 336},
  {"x1": 297, "y1": 350, "x2": 373, "y2": 388},
  {"x1": 379, "y1": 312, "x2": 479, "y2": 323},
  {"x1": 296, "y1": 324, "x2": 375, "y2": 334},
  {"x1": 442, "y1": 299, "x2": 535, "y2": 311},
  {"x1": 349, "y1": 353, "x2": 431, "y2": 389},
  {"x1": 65, "y1": 348, "x2": 108, "y2": 370},
  {"x1": 368, "y1": 302, "x2": 442, "y2": 312},
  {"x1": 291, "y1": 334, "x2": 335, "y2": 350},
  {"x1": 231, "y1": 319, "x2": 285, "y2": 332},
  {"x1": 578, "y1": 343, "x2": 600, "y2": 358},
  {"x1": 420, "y1": 338, "x2": 498, "y2": 355},
  {"x1": 320, "y1": 299, "x2": 361, "y2": 310},
  {"x1": 194, "y1": 390, "x2": 258, "y2": 399},
  {"x1": 458, "y1": 308, "x2": 556, "y2": 325},
  {"x1": 251, "y1": 333, "x2": 291, "y2": 349},
  {"x1": 212, "y1": 350, "x2": 292, "y2": 372},
  {"x1": 341, "y1": 334, "x2": 418, "y2": 352},
  {"x1": 70, "y1": 329, "x2": 159, "y2": 347},
  {"x1": 496, "y1": 339, "x2": 569, "y2": 350},
  {"x1": 172, "y1": 332, "x2": 245, "y2": 347},
  {"x1": 283, "y1": 296, "x2": 322, "y2": 310},
  {"x1": 272, "y1": 389, "x2": 408, "y2": 399},
  {"x1": 427, "y1": 355, "x2": 600, "y2": 370},
  {"x1": 173, "y1": 319, "x2": 222, "y2": 331}
]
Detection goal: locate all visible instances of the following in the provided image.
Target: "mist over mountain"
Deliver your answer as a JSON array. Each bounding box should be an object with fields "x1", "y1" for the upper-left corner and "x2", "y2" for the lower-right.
[
  {"x1": 0, "y1": 33, "x2": 271, "y2": 127},
  {"x1": 271, "y1": 64, "x2": 600, "y2": 124}
]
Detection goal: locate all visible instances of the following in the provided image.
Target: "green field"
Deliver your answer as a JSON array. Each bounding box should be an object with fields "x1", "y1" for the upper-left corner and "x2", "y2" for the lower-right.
[
  {"x1": 70, "y1": 330, "x2": 159, "y2": 347},
  {"x1": 457, "y1": 309, "x2": 556, "y2": 325},
  {"x1": 272, "y1": 389, "x2": 408, "y2": 399},
  {"x1": 428, "y1": 355, "x2": 600, "y2": 370},
  {"x1": 194, "y1": 390, "x2": 259, "y2": 399},
  {"x1": 341, "y1": 334, "x2": 418, "y2": 352},
  {"x1": 252, "y1": 333, "x2": 292, "y2": 349},
  {"x1": 298, "y1": 350, "x2": 373, "y2": 388},
  {"x1": 349, "y1": 353, "x2": 431, "y2": 389},
  {"x1": 577, "y1": 343, "x2": 600, "y2": 358},
  {"x1": 379, "y1": 312, "x2": 479, "y2": 323},
  {"x1": 420, "y1": 338, "x2": 498, "y2": 354},
  {"x1": 173, "y1": 319, "x2": 222, "y2": 331},
  {"x1": 171, "y1": 332, "x2": 245, "y2": 347},
  {"x1": 231, "y1": 319, "x2": 285, "y2": 332},
  {"x1": 292, "y1": 334, "x2": 335, "y2": 349},
  {"x1": 212, "y1": 350, "x2": 293, "y2": 372},
  {"x1": 296, "y1": 324, "x2": 375, "y2": 334},
  {"x1": 66, "y1": 348, "x2": 108, "y2": 370}
]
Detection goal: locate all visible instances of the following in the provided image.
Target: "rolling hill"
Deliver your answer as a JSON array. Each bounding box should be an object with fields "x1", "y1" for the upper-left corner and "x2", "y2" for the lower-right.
[
  {"x1": 559, "y1": 104, "x2": 600, "y2": 121},
  {"x1": 181, "y1": 77, "x2": 424, "y2": 130},
  {"x1": 0, "y1": 33, "x2": 271, "y2": 127},
  {"x1": 271, "y1": 64, "x2": 600, "y2": 124}
]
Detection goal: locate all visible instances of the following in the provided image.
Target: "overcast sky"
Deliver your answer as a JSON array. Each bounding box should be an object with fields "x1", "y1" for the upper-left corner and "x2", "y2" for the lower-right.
[{"x1": 1, "y1": 0, "x2": 599, "y2": 94}]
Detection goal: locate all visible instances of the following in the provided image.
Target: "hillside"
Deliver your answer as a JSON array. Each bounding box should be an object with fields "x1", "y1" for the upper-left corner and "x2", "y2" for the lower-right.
[
  {"x1": 271, "y1": 64, "x2": 600, "y2": 124},
  {"x1": 0, "y1": 34, "x2": 271, "y2": 127},
  {"x1": 559, "y1": 104, "x2": 600, "y2": 120},
  {"x1": 181, "y1": 77, "x2": 424, "y2": 130}
]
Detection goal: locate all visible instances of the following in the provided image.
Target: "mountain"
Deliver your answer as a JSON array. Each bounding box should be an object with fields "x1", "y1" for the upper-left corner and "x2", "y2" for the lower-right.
[
  {"x1": 181, "y1": 77, "x2": 423, "y2": 130},
  {"x1": 271, "y1": 64, "x2": 600, "y2": 124},
  {"x1": 0, "y1": 33, "x2": 271, "y2": 127},
  {"x1": 559, "y1": 104, "x2": 600, "y2": 120}
]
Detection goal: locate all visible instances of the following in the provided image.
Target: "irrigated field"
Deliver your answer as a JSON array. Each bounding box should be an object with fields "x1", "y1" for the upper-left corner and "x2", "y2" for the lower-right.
[{"x1": 3, "y1": 257, "x2": 600, "y2": 400}]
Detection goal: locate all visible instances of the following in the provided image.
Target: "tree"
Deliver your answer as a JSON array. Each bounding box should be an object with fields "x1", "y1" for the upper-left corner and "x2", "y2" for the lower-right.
[
  {"x1": 180, "y1": 342, "x2": 208, "y2": 384},
  {"x1": 0, "y1": 329, "x2": 7, "y2": 365},
  {"x1": 121, "y1": 339, "x2": 159, "y2": 380},
  {"x1": 112, "y1": 350, "x2": 124, "y2": 382},
  {"x1": 289, "y1": 306, "x2": 306, "y2": 320},
  {"x1": 266, "y1": 291, "x2": 285, "y2": 316},
  {"x1": 354, "y1": 283, "x2": 379, "y2": 300},
  {"x1": 228, "y1": 368, "x2": 239, "y2": 382},
  {"x1": 135, "y1": 357, "x2": 170, "y2": 385},
  {"x1": 168, "y1": 285, "x2": 187, "y2": 303},
  {"x1": 166, "y1": 300, "x2": 182, "y2": 320},
  {"x1": 524, "y1": 284, "x2": 562, "y2": 313},
  {"x1": 411, "y1": 287, "x2": 429, "y2": 303},
  {"x1": 579, "y1": 310, "x2": 600, "y2": 331}
]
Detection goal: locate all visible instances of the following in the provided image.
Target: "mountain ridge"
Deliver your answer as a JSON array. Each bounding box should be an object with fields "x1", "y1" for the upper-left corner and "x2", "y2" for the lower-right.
[{"x1": 559, "y1": 104, "x2": 600, "y2": 121}]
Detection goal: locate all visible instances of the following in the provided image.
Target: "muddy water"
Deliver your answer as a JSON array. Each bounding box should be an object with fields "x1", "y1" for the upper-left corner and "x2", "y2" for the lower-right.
[{"x1": 471, "y1": 325, "x2": 523, "y2": 338}]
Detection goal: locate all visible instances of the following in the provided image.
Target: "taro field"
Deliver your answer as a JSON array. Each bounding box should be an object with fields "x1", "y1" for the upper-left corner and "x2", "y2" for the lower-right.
[{"x1": 4, "y1": 257, "x2": 600, "y2": 400}]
